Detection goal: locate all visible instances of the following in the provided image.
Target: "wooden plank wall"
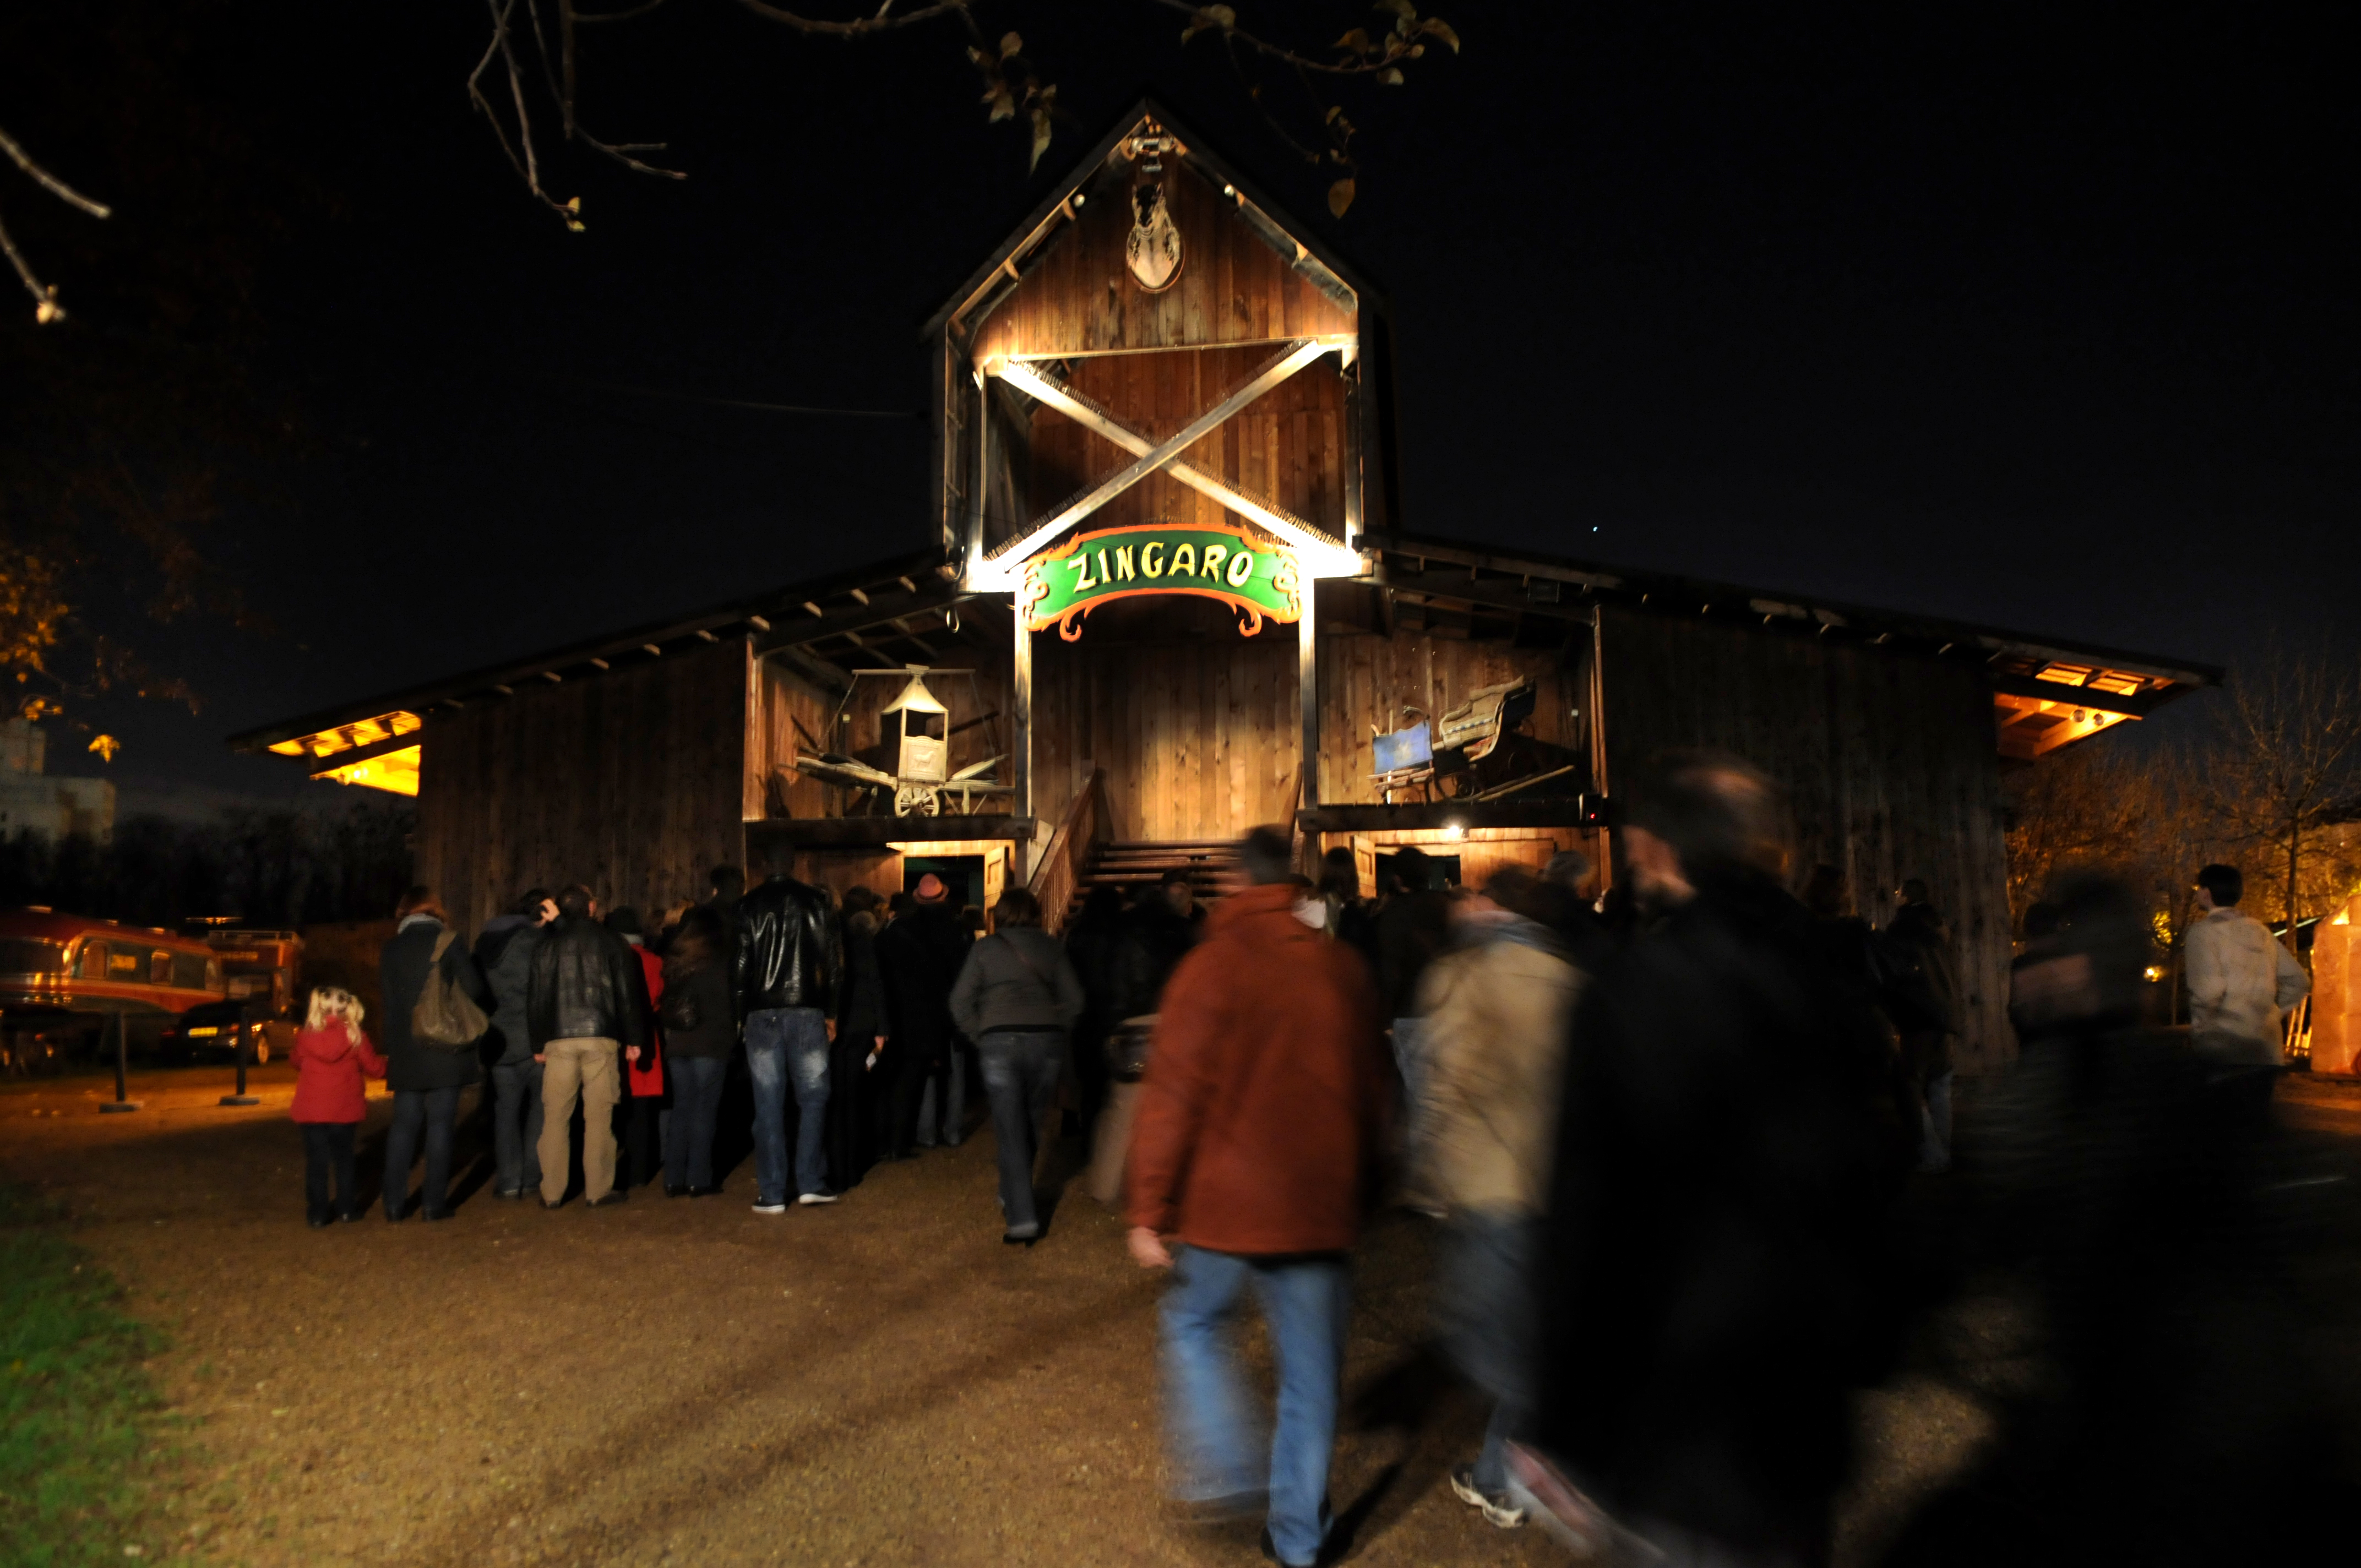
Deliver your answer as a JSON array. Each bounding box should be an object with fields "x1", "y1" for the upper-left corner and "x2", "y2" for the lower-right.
[
  {"x1": 1596, "y1": 606, "x2": 2015, "y2": 1071},
  {"x1": 1014, "y1": 349, "x2": 1348, "y2": 546},
  {"x1": 1312, "y1": 628, "x2": 1580, "y2": 807},
  {"x1": 970, "y1": 156, "x2": 1354, "y2": 364},
  {"x1": 747, "y1": 656, "x2": 1014, "y2": 823},
  {"x1": 1029, "y1": 598, "x2": 1582, "y2": 841},
  {"x1": 1030, "y1": 600, "x2": 1301, "y2": 843},
  {"x1": 413, "y1": 638, "x2": 747, "y2": 937}
]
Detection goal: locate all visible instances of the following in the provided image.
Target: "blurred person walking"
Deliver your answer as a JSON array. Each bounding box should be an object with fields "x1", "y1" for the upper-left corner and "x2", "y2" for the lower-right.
[
  {"x1": 950, "y1": 886, "x2": 1085, "y2": 1243},
  {"x1": 878, "y1": 873, "x2": 971, "y2": 1156},
  {"x1": 1373, "y1": 846, "x2": 1451, "y2": 1201},
  {"x1": 1518, "y1": 754, "x2": 1897, "y2": 1567},
  {"x1": 1418, "y1": 867, "x2": 1586, "y2": 1530},
  {"x1": 657, "y1": 906, "x2": 734, "y2": 1195},
  {"x1": 2184, "y1": 862, "x2": 2307, "y2": 1119},
  {"x1": 830, "y1": 885, "x2": 891, "y2": 1189},
  {"x1": 1063, "y1": 883, "x2": 1130, "y2": 1143},
  {"x1": 607, "y1": 907, "x2": 667, "y2": 1190},
  {"x1": 1884, "y1": 878, "x2": 1963, "y2": 1172},
  {"x1": 475, "y1": 888, "x2": 556, "y2": 1200},
  {"x1": 733, "y1": 854, "x2": 840, "y2": 1210},
  {"x1": 290, "y1": 986, "x2": 385, "y2": 1227},
  {"x1": 1128, "y1": 826, "x2": 1390, "y2": 1568},
  {"x1": 378, "y1": 887, "x2": 494, "y2": 1223},
  {"x1": 527, "y1": 885, "x2": 650, "y2": 1209}
]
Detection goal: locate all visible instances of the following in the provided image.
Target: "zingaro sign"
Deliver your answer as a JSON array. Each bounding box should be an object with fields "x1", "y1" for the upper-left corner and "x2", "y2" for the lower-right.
[{"x1": 1020, "y1": 522, "x2": 1302, "y2": 640}]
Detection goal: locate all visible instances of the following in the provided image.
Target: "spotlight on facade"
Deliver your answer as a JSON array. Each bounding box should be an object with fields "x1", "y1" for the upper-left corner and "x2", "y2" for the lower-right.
[{"x1": 1443, "y1": 820, "x2": 1466, "y2": 842}]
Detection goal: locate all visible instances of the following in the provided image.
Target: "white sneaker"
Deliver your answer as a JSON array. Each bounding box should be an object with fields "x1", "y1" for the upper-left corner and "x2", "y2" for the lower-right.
[
  {"x1": 750, "y1": 1199, "x2": 787, "y2": 1215},
  {"x1": 797, "y1": 1190, "x2": 840, "y2": 1206},
  {"x1": 1450, "y1": 1465, "x2": 1527, "y2": 1529}
]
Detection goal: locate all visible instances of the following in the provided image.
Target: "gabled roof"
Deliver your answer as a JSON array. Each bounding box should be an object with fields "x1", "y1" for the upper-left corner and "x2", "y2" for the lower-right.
[
  {"x1": 921, "y1": 96, "x2": 1388, "y2": 342},
  {"x1": 1361, "y1": 531, "x2": 2221, "y2": 759},
  {"x1": 226, "y1": 548, "x2": 985, "y2": 758}
]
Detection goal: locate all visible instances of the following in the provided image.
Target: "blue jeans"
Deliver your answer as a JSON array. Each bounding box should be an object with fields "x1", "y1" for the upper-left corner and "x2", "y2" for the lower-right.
[
  {"x1": 488, "y1": 1059, "x2": 543, "y2": 1195},
  {"x1": 384, "y1": 1085, "x2": 462, "y2": 1218},
  {"x1": 746, "y1": 1008, "x2": 830, "y2": 1200},
  {"x1": 916, "y1": 1046, "x2": 966, "y2": 1146},
  {"x1": 1161, "y1": 1246, "x2": 1350, "y2": 1566},
  {"x1": 978, "y1": 1031, "x2": 1063, "y2": 1236},
  {"x1": 665, "y1": 1055, "x2": 727, "y2": 1190},
  {"x1": 1434, "y1": 1211, "x2": 1540, "y2": 1496}
]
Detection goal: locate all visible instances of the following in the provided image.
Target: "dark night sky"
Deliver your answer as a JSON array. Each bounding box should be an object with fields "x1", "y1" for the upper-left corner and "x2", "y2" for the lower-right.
[{"x1": 11, "y1": 3, "x2": 2356, "y2": 809}]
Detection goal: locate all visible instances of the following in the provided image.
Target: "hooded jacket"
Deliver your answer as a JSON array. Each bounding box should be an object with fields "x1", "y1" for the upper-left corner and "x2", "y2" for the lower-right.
[
  {"x1": 378, "y1": 916, "x2": 494, "y2": 1093},
  {"x1": 291, "y1": 1025, "x2": 386, "y2": 1123},
  {"x1": 1127, "y1": 883, "x2": 1391, "y2": 1255}
]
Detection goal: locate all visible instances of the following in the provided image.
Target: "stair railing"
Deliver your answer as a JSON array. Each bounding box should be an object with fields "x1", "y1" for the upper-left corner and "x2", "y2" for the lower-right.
[{"x1": 1029, "y1": 766, "x2": 1106, "y2": 935}]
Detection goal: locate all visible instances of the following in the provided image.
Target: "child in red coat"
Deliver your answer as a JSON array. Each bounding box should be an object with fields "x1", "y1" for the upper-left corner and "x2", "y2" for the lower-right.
[{"x1": 292, "y1": 987, "x2": 387, "y2": 1227}]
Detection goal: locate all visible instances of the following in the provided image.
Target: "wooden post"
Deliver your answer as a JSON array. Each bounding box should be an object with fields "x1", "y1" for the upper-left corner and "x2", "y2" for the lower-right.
[
  {"x1": 1012, "y1": 596, "x2": 1033, "y2": 883},
  {"x1": 1299, "y1": 578, "x2": 1320, "y2": 840},
  {"x1": 100, "y1": 1011, "x2": 139, "y2": 1113},
  {"x1": 969, "y1": 368, "x2": 990, "y2": 574},
  {"x1": 1341, "y1": 364, "x2": 1365, "y2": 549}
]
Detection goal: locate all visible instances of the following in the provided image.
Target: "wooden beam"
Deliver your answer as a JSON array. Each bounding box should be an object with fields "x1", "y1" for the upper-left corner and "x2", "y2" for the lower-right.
[
  {"x1": 1298, "y1": 801, "x2": 1602, "y2": 834},
  {"x1": 744, "y1": 815, "x2": 1037, "y2": 848},
  {"x1": 1012, "y1": 600, "x2": 1033, "y2": 879},
  {"x1": 981, "y1": 339, "x2": 1328, "y2": 573},
  {"x1": 1299, "y1": 582, "x2": 1320, "y2": 809},
  {"x1": 997, "y1": 356, "x2": 1352, "y2": 562}
]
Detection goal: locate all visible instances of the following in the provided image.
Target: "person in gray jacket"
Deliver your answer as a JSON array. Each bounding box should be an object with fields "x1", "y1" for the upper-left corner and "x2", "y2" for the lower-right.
[
  {"x1": 475, "y1": 886, "x2": 556, "y2": 1199},
  {"x1": 950, "y1": 886, "x2": 1085, "y2": 1244}
]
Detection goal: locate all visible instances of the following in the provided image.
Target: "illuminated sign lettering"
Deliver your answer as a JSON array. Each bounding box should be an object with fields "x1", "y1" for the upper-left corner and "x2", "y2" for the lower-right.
[{"x1": 1020, "y1": 522, "x2": 1301, "y2": 641}]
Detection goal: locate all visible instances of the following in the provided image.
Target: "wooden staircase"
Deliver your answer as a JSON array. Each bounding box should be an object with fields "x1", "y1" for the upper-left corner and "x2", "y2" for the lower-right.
[{"x1": 1066, "y1": 839, "x2": 1232, "y2": 920}]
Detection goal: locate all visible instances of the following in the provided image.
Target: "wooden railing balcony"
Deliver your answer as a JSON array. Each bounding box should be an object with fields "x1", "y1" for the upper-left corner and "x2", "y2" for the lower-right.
[{"x1": 1029, "y1": 767, "x2": 1107, "y2": 935}]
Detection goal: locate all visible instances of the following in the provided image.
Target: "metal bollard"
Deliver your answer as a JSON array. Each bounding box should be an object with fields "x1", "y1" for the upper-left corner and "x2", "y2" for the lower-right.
[
  {"x1": 219, "y1": 1013, "x2": 259, "y2": 1107},
  {"x1": 99, "y1": 1011, "x2": 140, "y2": 1113}
]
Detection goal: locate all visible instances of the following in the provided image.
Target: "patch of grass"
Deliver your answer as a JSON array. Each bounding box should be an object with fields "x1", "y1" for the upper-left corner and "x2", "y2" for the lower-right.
[{"x1": 0, "y1": 1182, "x2": 194, "y2": 1565}]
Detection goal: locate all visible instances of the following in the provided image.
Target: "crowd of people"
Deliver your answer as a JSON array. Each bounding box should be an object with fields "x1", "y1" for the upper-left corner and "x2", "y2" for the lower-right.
[{"x1": 284, "y1": 751, "x2": 2351, "y2": 1568}]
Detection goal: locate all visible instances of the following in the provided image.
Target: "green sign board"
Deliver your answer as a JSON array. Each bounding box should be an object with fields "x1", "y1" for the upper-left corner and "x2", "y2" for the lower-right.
[{"x1": 1020, "y1": 522, "x2": 1302, "y2": 640}]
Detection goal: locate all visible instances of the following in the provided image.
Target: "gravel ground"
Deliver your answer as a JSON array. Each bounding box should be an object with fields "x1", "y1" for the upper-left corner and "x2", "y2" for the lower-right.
[{"x1": 16, "y1": 1061, "x2": 2350, "y2": 1566}]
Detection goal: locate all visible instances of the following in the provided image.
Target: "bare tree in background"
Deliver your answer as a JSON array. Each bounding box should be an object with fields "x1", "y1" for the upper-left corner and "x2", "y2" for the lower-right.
[
  {"x1": 467, "y1": 0, "x2": 1462, "y2": 228},
  {"x1": 2205, "y1": 646, "x2": 2361, "y2": 957}
]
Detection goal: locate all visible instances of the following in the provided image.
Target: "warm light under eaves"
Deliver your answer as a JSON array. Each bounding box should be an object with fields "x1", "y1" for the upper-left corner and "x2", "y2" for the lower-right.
[
  {"x1": 314, "y1": 744, "x2": 420, "y2": 796},
  {"x1": 268, "y1": 709, "x2": 423, "y2": 760}
]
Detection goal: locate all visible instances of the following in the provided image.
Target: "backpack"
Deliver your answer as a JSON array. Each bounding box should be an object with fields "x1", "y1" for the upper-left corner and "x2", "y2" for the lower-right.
[{"x1": 411, "y1": 929, "x2": 489, "y2": 1051}]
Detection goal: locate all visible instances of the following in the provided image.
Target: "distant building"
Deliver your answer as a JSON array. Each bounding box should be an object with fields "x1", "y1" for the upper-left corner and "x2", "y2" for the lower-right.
[{"x1": 0, "y1": 721, "x2": 116, "y2": 843}]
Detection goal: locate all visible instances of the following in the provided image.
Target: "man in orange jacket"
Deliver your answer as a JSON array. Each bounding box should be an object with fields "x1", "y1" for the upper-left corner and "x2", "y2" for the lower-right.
[{"x1": 1128, "y1": 826, "x2": 1391, "y2": 1568}]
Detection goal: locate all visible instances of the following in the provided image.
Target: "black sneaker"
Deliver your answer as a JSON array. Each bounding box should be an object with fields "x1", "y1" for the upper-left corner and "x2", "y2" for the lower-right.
[
  {"x1": 585, "y1": 1190, "x2": 629, "y2": 1208},
  {"x1": 796, "y1": 1189, "x2": 840, "y2": 1206},
  {"x1": 664, "y1": 1184, "x2": 688, "y2": 1198},
  {"x1": 307, "y1": 1216, "x2": 330, "y2": 1229}
]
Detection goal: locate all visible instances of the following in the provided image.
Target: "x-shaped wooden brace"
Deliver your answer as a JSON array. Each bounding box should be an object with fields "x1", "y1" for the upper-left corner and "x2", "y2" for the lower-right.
[{"x1": 981, "y1": 338, "x2": 1357, "y2": 580}]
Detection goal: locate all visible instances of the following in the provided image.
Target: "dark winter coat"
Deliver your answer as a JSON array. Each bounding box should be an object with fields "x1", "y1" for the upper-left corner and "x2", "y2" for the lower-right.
[
  {"x1": 732, "y1": 874, "x2": 838, "y2": 1016},
  {"x1": 474, "y1": 915, "x2": 545, "y2": 1066},
  {"x1": 1532, "y1": 869, "x2": 1897, "y2": 1560},
  {"x1": 378, "y1": 917, "x2": 495, "y2": 1093},
  {"x1": 1114, "y1": 901, "x2": 1203, "y2": 1021},
  {"x1": 877, "y1": 902, "x2": 971, "y2": 1067}
]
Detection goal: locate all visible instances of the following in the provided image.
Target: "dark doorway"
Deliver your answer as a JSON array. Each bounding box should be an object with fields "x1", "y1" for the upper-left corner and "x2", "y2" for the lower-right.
[
  {"x1": 1374, "y1": 851, "x2": 1461, "y2": 892},
  {"x1": 904, "y1": 854, "x2": 986, "y2": 914}
]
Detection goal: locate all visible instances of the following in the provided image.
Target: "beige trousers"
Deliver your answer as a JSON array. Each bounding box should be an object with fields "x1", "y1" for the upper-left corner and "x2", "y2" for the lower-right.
[{"x1": 538, "y1": 1037, "x2": 620, "y2": 1204}]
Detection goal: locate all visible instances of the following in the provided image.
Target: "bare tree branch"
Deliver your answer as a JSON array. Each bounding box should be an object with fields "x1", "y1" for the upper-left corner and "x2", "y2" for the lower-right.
[
  {"x1": 574, "y1": 0, "x2": 672, "y2": 20},
  {"x1": 0, "y1": 124, "x2": 113, "y2": 323},
  {"x1": 0, "y1": 126, "x2": 113, "y2": 218},
  {"x1": 730, "y1": 0, "x2": 972, "y2": 37}
]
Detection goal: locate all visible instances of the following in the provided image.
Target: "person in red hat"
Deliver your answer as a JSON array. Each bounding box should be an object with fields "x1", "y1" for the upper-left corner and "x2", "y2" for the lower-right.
[{"x1": 877, "y1": 872, "x2": 973, "y2": 1156}]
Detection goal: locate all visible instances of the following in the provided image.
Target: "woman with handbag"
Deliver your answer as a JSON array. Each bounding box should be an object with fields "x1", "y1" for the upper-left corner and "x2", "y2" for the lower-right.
[
  {"x1": 377, "y1": 887, "x2": 493, "y2": 1222},
  {"x1": 948, "y1": 887, "x2": 1086, "y2": 1244},
  {"x1": 659, "y1": 907, "x2": 735, "y2": 1196}
]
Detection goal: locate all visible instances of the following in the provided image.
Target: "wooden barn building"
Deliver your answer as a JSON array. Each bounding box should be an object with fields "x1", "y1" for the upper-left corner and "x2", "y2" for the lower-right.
[{"x1": 231, "y1": 104, "x2": 2217, "y2": 1072}]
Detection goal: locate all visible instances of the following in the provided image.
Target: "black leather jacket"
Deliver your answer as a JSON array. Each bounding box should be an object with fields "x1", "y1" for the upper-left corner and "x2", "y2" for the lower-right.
[
  {"x1": 733, "y1": 874, "x2": 839, "y2": 1016},
  {"x1": 526, "y1": 914, "x2": 650, "y2": 1050}
]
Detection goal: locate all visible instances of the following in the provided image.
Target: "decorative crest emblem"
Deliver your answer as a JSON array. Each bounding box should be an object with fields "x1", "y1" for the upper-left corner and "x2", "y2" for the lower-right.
[{"x1": 1125, "y1": 164, "x2": 1183, "y2": 292}]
